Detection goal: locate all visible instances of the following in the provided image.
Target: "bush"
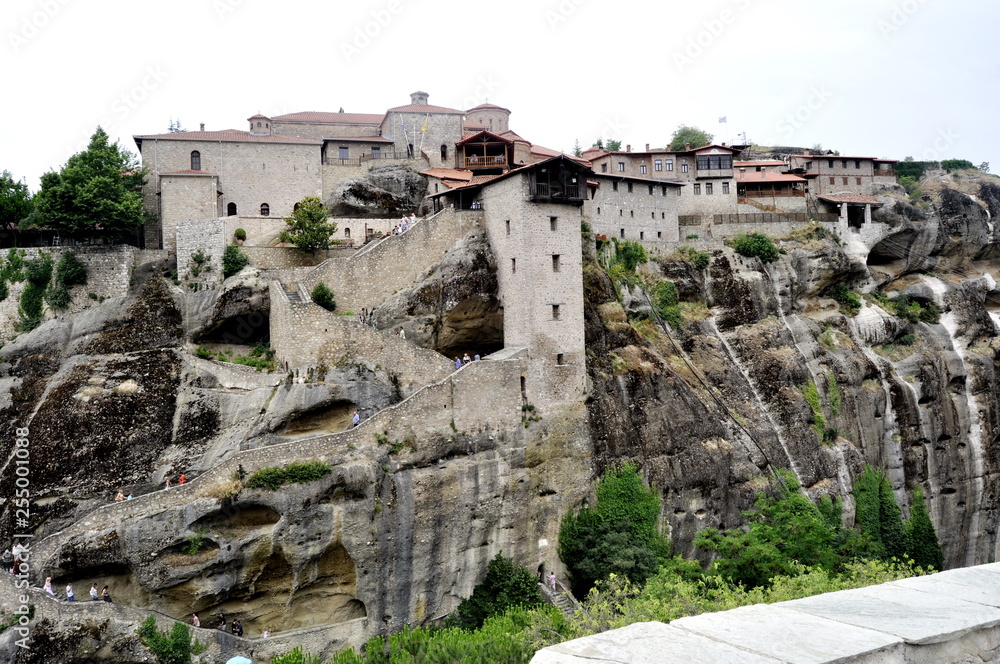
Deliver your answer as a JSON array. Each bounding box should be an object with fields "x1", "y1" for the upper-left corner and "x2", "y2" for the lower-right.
[
  {"x1": 137, "y1": 615, "x2": 194, "y2": 664},
  {"x1": 44, "y1": 283, "x2": 70, "y2": 310},
  {"x1": 447, "y1": 553, "x2": 542, "y2": 630},
  {"x1": 55, "y1": 251, "x2": 87, "y2": 287},
  {"x1": 222, "y1": 244, "x2": 249, "y2": 278},
  {"x1": 612, "y1": 239, "x2": 648, "y2": 272},
  {"x1": 311, "y1": 282, "x2": 336, "y2": 311},
  {"x1": 273, "y1": 646, "x2": 323, "y2": 664},
  {"x1": 195, "y1": 346, "x2": 213, "y2": 360},
  {"x1": 234, "y1": 227, "x2": 247, "y2": 241},
  {"x1": 181, "y1": 528, "x2": 209, "y2": 556},
  {"x1": 829, "y1": 285, "x2": 862, "y2": 316},
  {"x1": 897, "y1": 333, "x2": 916, "y2": 346},
  {"x1": 942, "y1": 159, "x2": 976, "y2": 172},
  {"x1": 245, "y1": 460, "x2": 331, "y2": 490},
  {"x1": 16, "y1": 282, "x2": 45, "y2": 332},
  {"x1": 732, "y1": 232, "x2": 779, "y2": 263}
]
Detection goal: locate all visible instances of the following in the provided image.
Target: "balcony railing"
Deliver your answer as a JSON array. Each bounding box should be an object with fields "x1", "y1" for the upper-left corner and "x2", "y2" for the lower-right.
[
  {"x1": 464, "y1": 155, "x2": 507, "y2": 169},
  {"x1": 323, "y1": 151, "x2": 415, "y2": 166},
  {"x1": 530, "y1": 182, "x2": 585, "y2": 201},
  {"x1": 739, "y1": 188, "x2": 805, "y2": 199}
]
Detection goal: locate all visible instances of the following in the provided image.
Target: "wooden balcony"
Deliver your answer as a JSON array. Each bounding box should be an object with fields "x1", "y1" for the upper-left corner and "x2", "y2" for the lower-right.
[
  {"x1": 739, "y1": 188, "x2": 805, "y2": 199},
  {"x1": 530, "y1": 181, "x2": 585, "y2": 203},
  {"x1": 464, "y1": 155, "x2": 507, "y2": 169}
]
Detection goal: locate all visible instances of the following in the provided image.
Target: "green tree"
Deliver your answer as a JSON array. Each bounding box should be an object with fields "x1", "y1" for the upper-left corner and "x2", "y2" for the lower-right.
[
  {"x1": 606, "y1": 139, "x2": 622, "y2": 152},
  {"x1": 732, "y1": 232, "x2": 779, "y2": 263},
  {"x1": 878, "y1": 476, "x2": 907, "y2": 559},
  {"x1": 668, "y1": 125, "x2": 713, "y2": 151},
  {"x1": 559, "y1": 463, "x2": 667, "y2": 595},
  {"x1": 29, "y1": 127, "x2": 146, "y2": 237},
  {"x1": 612, "y1": 239, "x2": 648, "y2": 272},
  {"x1": 852, "y1": 466, "x2": 907, "y2": 561},
  {"x1": 941, "y1": 159, "x2": 976, "y2": 172},
  {"x1": 572, "y1": 139, "x2": 583, "y2": 157},
  {"x1": 281, "y1": 196, "x2": 338, "y2": 254},
  {"x1": 222, "y1": 243, "x2": 249, "y2": 278},
  {"x1": 0, "y1": 171, "x2": 32, "y2": 232},
  {"x1": 311, "y1": 282, "x2": 336, "y2": 311},
  {"x1": 448, "y1": 553, "x2": 542, "y2": 630},
  {"x1": 904, "y1": 487, "x2": 944, "y2": 571}
]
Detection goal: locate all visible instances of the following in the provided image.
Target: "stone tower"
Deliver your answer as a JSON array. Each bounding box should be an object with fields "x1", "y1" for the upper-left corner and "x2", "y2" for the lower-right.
[
  {"x1": 248, "y1": 114, "x2": 272, "y2": 135},
  {"x1": 466, "y1": 103, "x2": 511, "y2": 134},
  {"x1": 409, "y1": 91, "x2": 429, "y2": 105}
]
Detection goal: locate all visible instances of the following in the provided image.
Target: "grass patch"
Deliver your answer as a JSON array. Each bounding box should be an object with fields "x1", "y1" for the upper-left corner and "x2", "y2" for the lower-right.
[{"x1": 245, "y1": 460, "x2": 331, "y2": 490}]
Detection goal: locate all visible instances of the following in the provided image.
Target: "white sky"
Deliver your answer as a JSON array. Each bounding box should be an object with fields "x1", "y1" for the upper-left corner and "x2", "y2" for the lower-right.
[{"x1": 4, "y1": 0, "x2": 995, "y2": 190}]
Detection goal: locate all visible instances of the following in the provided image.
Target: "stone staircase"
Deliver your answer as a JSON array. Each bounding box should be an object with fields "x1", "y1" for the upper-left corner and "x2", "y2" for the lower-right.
[{"x1": 540, "y1": 582, "x2": 580, "y2": 617}]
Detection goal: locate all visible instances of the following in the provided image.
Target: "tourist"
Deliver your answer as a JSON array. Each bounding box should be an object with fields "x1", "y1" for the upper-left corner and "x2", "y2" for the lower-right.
[
  {"x1": 192, "y1": 613, "x2": 200, "y2": 628},
  {"x1": 352, "y1": 411, "x2": 360, "y2": 428},
  {"x1": 66, "y1": 582, "x2": 76, "y2": 601},
  {"x1": 90, "y1": 583, "x2": 99, "y2": 601},
  {"x1": 1, "y1": 548, "x2": 11, "y2": 571},
  {"x1": 548, "y1": 572, "x2": 557, "y2": 590},
  {"x1": 231, "y1": 619, "x2": 243, "y2": 637},
  {"x1": 114, "y1": 489, "x2": 125, "y2": 502},
  {"x1": 473, "y1": 354, "x2": 480, "y2": 361},
  {"x1": 455, "y1": 357, "x2": 462, "y2": 370},
  {"x1": 463, "y1": 353, "x2": 471, "y2": 365},
  {"x1": 43, "y1": 577, "x2": 54, "y2": 597},
  {"x1": 164, "y1": 477, "x2": 171, "y2": 490},
  {"x1": 178, "y1": 474, "x2": 187, "y2": 485},
  {"x1": 126, "y1": 494, "x2": 133, "y2": 500},
  {"x1": 371, "y1": 317, "x2": 378, "y2": 330},
  {"x1": 261, "y1": 627, "x2": 270, "y2": 639},
  {"x1": 102, "y1": 585, "x2": 112, "y2": 603},
  {"x1": 398, "y1": 328, "x2": 406, "y2": 339}
]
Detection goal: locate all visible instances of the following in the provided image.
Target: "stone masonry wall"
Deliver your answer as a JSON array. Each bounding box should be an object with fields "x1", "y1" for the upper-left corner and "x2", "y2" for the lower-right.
[
  {"x1": 0, "y1": 245, "x2": 137, "y2": 341},
  {"x1": 242, "y1": 247, "x2": 347, "y2": 269},
  {"x1": 269, "y1": 282, "x2": 455, "y2": 396},
  {"x1": 176, "y1": 218, "x2": 226, "y2": 286},
  {"x1": 302, "y1": 208, "x2": 482, "y2": 314},
  {"x1": 584, "y1": 176, "x2": 681, "y2": 243}
]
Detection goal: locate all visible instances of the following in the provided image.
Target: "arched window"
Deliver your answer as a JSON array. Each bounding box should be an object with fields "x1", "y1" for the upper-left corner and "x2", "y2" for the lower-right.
[
  {"x1": 227, "y1": 202, "x2": 237, "y2": 216},
  {"x1": 408, "y1": 143, "x2": 414, "y2": 158},
  {"x1": 293, "y1": 202, "x2": 300, "y2": 212},
  {"x1": 344, "y1": 227, "x2": 351, "y2": 238},
  {"x1": 260, "y1": 203, "x2": 270, "y2": 216},
  {"x1": 440, "y1": 144, "x2": 448, "y2": 160},
  {"x1": 190, "y1": 150, "x2": 201, "y2": 170},
  {"x1": 256, "y1": 122, "x2": 262, "y2": 128}
]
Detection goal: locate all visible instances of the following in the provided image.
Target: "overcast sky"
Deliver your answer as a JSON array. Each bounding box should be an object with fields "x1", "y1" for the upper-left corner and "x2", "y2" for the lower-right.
[{"x1": 4, "y1": 0, "x2": 995, "y2": 190}]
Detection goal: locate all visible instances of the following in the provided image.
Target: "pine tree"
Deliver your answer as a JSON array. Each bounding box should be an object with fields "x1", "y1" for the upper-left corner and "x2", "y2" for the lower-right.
[
  {"x1": 905, "y1": 487, "x2": 944, "y2": 570},
  {"x1": 878, "y1": 477, "x2": 907, "y2": 559},
  {"x1": 853, "y1": 465, "x2": 885, "y2": 557}
]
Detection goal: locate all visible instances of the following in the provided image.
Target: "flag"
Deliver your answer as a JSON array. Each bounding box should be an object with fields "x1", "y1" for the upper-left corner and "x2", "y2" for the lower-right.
[
  {"x1": 421, "y1": 116, "x2": 429, "y2": 133},
  {"x1": 718, "y1": 116, "x2": 727, "y2": 123}
]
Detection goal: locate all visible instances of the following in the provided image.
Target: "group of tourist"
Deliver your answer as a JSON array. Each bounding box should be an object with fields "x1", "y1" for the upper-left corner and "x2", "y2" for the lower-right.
[
  {"x1": 41, "y1": 577, "x2": 111, "y2": 603},
  {"x1": 192, "y1": 612, "x2": 246, "y2": 637},
  {"x1": 390, "y1": 215, "x2": 416, "y2": 236},
  {"x1": 454, "y1": 353, "x2": 481, "y2": 369},
  {"x1": 111, "y1": 472, "x2": 189, "y2": 502},
  {"x1": 2, "y1": 543, "x2": 27, "y2": 575},
  {"x1": 163, "y1": 473, "x2": 187, "y2": 490},
  {"x1": 357, "y1": 308, "x2": 378, "y2": 329}
]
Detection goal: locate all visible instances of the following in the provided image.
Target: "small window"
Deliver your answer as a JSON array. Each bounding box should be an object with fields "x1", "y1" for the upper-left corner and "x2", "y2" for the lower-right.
[
  {"x1": 681, "y1": 162, "x2": 689, "y2": 173},
  {"x1": 506, "y1": 220, "x2": 510, "y2": 235},
  {"x1": 612, "y1": 181, "x2": 618, "y2": 191},
  {"x1": 640, "y1": 164, "x2": 647, "y2": 174},
  {"x1": 597, "y1": 206, "x2": 601, "y2": 214},
  {"x1": 827, "y1": 159, "x2": 834, "y2": 168},
  {"x1": 856, "y1": 177, "x2": 862, "y2": 185},
  {"x1": 344, "y1": 227, "x2": 351, "y2": 238},
  {"x1": 627, "y1": 182, "x2": 633, "y2": 193},
  {"x1": 619, "y1": 210, "x2": 623, "y2": 216},
  {"x1": 842, "y1": 177, "x2": 848, "y2": 185},
  {"x1": 338, "y1": 146, "x2": 349, "y2": 159},
  {"x1": 552, "y1": 254, "x2": 560, "y2": 272},
  {"x1": 651, "y1": 212, "x2": 655, "y2": 219},
  {"x1": 618, "y1": 162, "x2": 625, "y2": 172},
  {"x1": 226, "y1": 202, "x2": 237, "y2": 216},
  {"x1": 552, "y1": 304, "x2": 560, "y2": 320},
  {"x1": 190, "y1": 150, "x2": 201, "y2": 170},
  {"x1": 855, "y1": 160, "x2": 861, "y2": 169},
  {"x1": 601, "y1": 163, "x2": 608, "y2": 173},
  {"x1": 441, "y1": 144, "x2": 448, "y2": 160},
  {"x1": 655, "y1": 159, "x2": 662, "y2": 171},
  {"x1": 829, "y1": 177, "x2": 835, "y2": 185},
  {"x1": 661, "y1": 212, "x2": 665, "y2": 219},
  {"x1": 722, "y1": 181, "x2": 730, "y2": 194},
  {"x1": 693, "y1": 184, "x2": 701, "y2": 195},
  {"x1": 630, "y1": 210, "x2": 634, "y2": 217},
  {"x1": 556, "y1": 353, "x2": 565, "y2": 365},
  {"x1": 706, "y1": 183, "x2": 713, "y2": 195},
  {"x1": 640, "y1": 231, "x2": 644, "y2": 240},
  {"x1": 841, "y1": 160, "x2": 848, "y2": 168},
  {"x1": 550, "y1": 216, "x2": 557, "y2": 231},
  {"x1": 675, "y1": 187, "x2": 681, "y2": 196},
  {"x1": 435, "y1": 183, "x2": 439, "y2": 193},
  {"x1": 408, "y1": 143, "x2": 414, "y2": 157},
  {"x1": 657, "y1": 231, "x2": 662, "y2": 239},
  {"x1": 511, "y1": 258, "x2": 516, "y2": 273},
  {"x1": 371, "y1": 146, "x2": 380, "y2": 159},
  {"x1": 257, "y1": 122, "x2": 261, "y2": 128},
  {"x1": 260, "y1": 203, "x2": 270, "y2": 216},
  {"x1": 648, "y1": 185, "x2": 654, "y2": 195},
  {"x1": 620, "y1": 228, "x2": 625, "y2": 238},
  {"x1": 666, "y1": 160, "x2": 673, "y2": 171}
]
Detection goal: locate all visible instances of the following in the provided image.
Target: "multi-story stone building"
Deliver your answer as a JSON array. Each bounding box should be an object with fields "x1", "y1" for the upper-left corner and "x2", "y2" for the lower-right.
[{"x1": 787, "y1": 151, "x2": 898, "y2": 196}]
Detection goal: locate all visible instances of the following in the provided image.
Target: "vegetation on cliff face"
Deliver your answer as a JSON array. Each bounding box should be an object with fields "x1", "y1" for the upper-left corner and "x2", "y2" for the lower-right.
[{"x1": 446, "y1": 553, "x2": 541, "y2": 630}]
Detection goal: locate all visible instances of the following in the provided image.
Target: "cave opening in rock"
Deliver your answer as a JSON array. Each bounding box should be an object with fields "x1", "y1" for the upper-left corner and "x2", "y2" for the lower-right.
[
  {"x1": 196, "y1": 313, "x2": 271, "y2": 346},
  {"x1": 279, "y1": 400, "x2": 356, "y2": 436},
  {"x1": 867, "y1": 230, "x2": 917, "y2": 274}
]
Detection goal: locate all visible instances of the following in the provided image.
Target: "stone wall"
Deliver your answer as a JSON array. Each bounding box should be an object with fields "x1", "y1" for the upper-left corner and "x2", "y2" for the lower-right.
[
  {"x1": 302, "y1": 208, "x2": 482, "y2": 314},
  {"x1": 0, "y1": 245, "x2": 138, "y2": 341},
  {"x1": 242, "y1": 247, "x2": 348, "y2": 269},
  {"x1": 160, "y1": 175, "x2": 219, "y2": 254},
  {"x1": 584, "y1": 175, "x2": 681, "y2": 243},
  {"x1": 222, "y1": 215, "x2": 409, "y2": 247},
  {"x1": 269, "y1": 282, "x2": 455, "y2": 396},
  {"x1": 480, "y1": 174, "x2": 587, "y2": 409},
  {"x1": 381, "y1": 111, "x2": 465, "y2": 170},
  {"x1": 176, "y1": 218, "x2": 225, "y2": 285},
  {"x1": 531, "y1": 563, "x2": 1000, "y2": 664}
]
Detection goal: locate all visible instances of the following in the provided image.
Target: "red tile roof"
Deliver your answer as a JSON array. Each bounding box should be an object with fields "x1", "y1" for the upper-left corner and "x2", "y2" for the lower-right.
[
  {"x1": 467, "y1": 103, "x2": 511, "y2": 114},
  {"x1": 469, "y1": 174, "x2": 500, "y2": 186},
  {"x1": 386, "y1": 103, "x2": 464, "y2": 115},
  {"x1": 457, "y1": 130, "x2": 513, "y2": 146},
  {"x1": 818, "y1": 194, "x2": 882, "y2": 205},
  {"x1": 160, "y1": 170, "x2": 217, "y2": 176},
  {"x1": 325, "y1": 136, "x2": 394, "y2": 143},
  {"x1": 247, "y1": 114, "x2": 270, "y2": 120},
  {"x1": 734, "y1": 160, "x2": 785, "y2": 167},
  {"x1": 271, "y1": 111, "x2": 385, "y2": 125},
  {"x1": 133, "y1": 130, "x2": 322, "y2": 145},
  {"x1": 736, "y1": 170, "x2": 806, "y2": 183},
  {"x1": 499, "y1": 130, "x2": 529, "y2": 143},
  {"x1": 790, "y1": 155, "x2": 894, "y2": 163},
  {"x1": 421, "y1": 168, "x2": 474, "y2": 181}
]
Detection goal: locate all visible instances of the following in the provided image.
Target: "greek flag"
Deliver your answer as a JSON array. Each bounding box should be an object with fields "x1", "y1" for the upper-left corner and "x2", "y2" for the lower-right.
[{"x1": 719, "y1": 116, "x2": 727, "y2": 123}]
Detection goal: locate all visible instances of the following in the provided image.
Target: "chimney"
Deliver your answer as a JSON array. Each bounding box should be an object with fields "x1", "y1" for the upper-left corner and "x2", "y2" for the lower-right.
[
  {"x1": 200, "y1": 123, "x2": 205, "y2": 131},
  {"x1": 645, "y1": 143, "x2": 650, "y2": 152},
  {"x1": 626, "y1": 144, "x2": 631, "y2": 152},
  {"x1": 721, "y1": 142, "x2": 726, "y2": 147},
  {"x1": 802, "y1": 148, "x2": 810, "y2": 156},
  {"x1": 685, "y1": 143, "x2": 691, "y2": 151}
]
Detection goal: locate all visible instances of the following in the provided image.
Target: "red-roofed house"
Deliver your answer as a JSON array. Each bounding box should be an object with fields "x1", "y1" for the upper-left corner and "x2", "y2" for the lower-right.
[{"x1": 787, "y1": 151, "x2": 899, "y2": 196}]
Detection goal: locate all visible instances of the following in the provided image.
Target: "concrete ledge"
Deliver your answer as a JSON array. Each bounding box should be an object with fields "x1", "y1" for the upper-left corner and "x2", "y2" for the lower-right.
[{"x1": 529, "y1": 564, "x2": 1000, "y2": 664}]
